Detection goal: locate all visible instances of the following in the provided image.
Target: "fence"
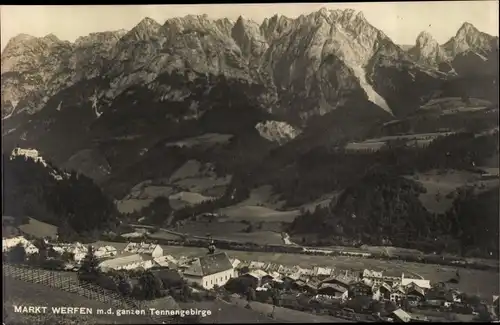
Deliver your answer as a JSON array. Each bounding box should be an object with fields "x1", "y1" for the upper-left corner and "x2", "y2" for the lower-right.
[{"x1": 3, "y1": 263, "x2": 173, "y2": 324}]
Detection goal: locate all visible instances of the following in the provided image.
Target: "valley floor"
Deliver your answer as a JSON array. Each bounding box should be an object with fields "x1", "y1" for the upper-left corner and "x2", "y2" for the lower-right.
[{"x1": 94, "y1": 241, "x2": 500, "y2": 299}]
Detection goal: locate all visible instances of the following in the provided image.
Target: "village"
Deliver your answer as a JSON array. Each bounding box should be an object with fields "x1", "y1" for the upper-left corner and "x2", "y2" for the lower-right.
[{"x1": 3, "y1": 233, "x2": 500, "y2": 323}]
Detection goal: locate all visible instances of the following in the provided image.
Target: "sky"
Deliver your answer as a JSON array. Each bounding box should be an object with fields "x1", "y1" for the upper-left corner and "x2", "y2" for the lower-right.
[{"x1": 1, "y1": 2, "x2": 498, "y2": 51}]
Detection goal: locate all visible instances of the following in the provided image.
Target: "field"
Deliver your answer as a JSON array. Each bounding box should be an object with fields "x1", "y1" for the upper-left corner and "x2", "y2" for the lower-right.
[
  {"x1": 227, "y1": 297, "x2": 349, "y2": 323},
  {"x1": 345, "y1": 132, "x2": 454, "y2": 152},
  {"x1": 3, "y1": 278, "x2": 151, "y2": 324},
  {"x1": 174, "y1": 221, "x2": 285, "y2": 245},
  {"x1": 218, "y1": 205, "x2": 299, "y2": 222},
  {"x1": 407, "y1": 169, "x2": 499, "y2": 213},
  {"x1": 169, "y1": 191, "x2": 215, "y2": 210},
  {"x1": 164, "y1": 133, "x2": 233, "y2": 149},
  {"x1": 419, "y1": 97, "x2": 492, "y2": 113},
  {"x1": 299, "y1": 191, "x2": 340, "y2": 212},
  {"x1": 236, "y1": 185, "x2": 286, "y2": 209},
  {"x1": 178, "y1": 299, "x2": 277, "y2": 323},
  {"x1": 19, "y1": 217, "x2": 58, "y2": 239},
  {"x1": 116, "y1": 159, "x2": 232, "y2": 213}
]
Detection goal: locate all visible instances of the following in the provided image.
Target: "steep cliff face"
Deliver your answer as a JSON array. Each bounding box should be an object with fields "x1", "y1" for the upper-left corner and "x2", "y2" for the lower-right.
[
  {"x1": 1, "y1": 34, "x2": 74, "y2": 117},
  {"x1": 3, "y1": 8, "x2": 493, "y2": 181},
  {"x1": 443, "y1": 22, "x2": 496, "y2": 57},
  {"x1": 408, "y1": 31, "x2": 450, "y2": 66},
  {"x1": 261, "y1": 9, "x2": 398, "y2": 119},
  {"x1": 3, "y1": 8, "x2": 449, "y2": 124},
  {"x1": 407, "y1": 22, "x2": 498, "y2": 75}
]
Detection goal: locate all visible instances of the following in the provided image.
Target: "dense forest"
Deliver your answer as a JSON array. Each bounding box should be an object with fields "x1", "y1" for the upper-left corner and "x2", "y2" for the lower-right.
[
  {"x1": 289, "y1": 172, "x2": 499, "y2": 258},
  {"x1": 2, "y1": 154, "x2": 120, "y2": 239},
  {"x1": 263, "y1": 132, "x2": 498, "y2": 207}
]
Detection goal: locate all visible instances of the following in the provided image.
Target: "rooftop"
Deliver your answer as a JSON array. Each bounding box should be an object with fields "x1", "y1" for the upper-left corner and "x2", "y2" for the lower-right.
[
  {"x1": 124, "y1": 242, "x2": 161, "y2": 254},
  {"x1": 183, "y1": 252, "x2": 233, "y2": 277},
  {"x1": 99, "y1": 253, "x2": 152, "y2": 268},
  {"x1": 363, "y1": 269, "x2": 383, "y2": 278},
  {"x1": 391, "y1": 309, "x2": 411, "y2": 322},
  {"x1": 322, "y1": 275, "x2": 356, "y2": 287},
  {"x1": 246, "y1": 269, "x2": 268, "y2": 280},
  {"x1": 319, "y1": 283, "x2": 348, "y2": 293}
]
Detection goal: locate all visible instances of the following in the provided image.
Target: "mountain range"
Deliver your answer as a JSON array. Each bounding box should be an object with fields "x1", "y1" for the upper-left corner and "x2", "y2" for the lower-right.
[{"x1": 1, "y1": 9, "x2": 498, "y2": 244}]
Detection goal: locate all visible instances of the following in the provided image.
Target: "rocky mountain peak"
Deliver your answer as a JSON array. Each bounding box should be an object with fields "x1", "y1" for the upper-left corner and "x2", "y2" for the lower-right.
[
  {"x1": 42, "y1": 33, "x2": 61, "y2": 43},
  {"x1": 232, "y1": 15, "x2": 268, "y2": 60},
  {"x1": 2, "y1": 33, "x2": 36, "y2": 52},
  {"x1": 443, "y1": 21, "x2": 495, "y2": 57},
  {"x1": 408, "y1": 31, "x2": 449, "y2": 67},
  {"x1": 416, "y1": 31, "x2": 437, "y2": 46},
  {"x1": 260, "y1": 14, "x2": 292, "y2": 41},
  {"x1": 75, "y1": 30, "x2": 128, "y2": 46},
  {"x1": 456, "y1": 22, "x2": 478, "y2": 36},
  {"x1": 124, "y1": 17, "x2": 162, "y2": 41}
]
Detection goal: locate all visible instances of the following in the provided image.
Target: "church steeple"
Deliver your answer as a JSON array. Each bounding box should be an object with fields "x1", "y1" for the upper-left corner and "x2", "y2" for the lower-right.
[{"x1": 207, "y1": 236, "x2": 215, "y2": 254}]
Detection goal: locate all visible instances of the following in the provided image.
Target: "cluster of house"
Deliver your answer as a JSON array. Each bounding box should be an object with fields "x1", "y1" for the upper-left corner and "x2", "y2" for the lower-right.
[
  {"x1": 4, "y1": 236, "x2": 498, "y2": 321},
  {"x1": 231, "y1": 261, "x2": 434, "y2": 306},
  {"x1": 2, "y1": 236, "x2": 39, "y2": 255}
]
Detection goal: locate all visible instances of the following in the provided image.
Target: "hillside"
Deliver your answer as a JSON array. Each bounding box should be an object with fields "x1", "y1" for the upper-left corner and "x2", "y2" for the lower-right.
[
  {"x1": 2, "y1": 153, "x2": 120, "y2": 240},
  {"x1": 1, "y1": 7, "x2": 498, "y2": 258},
  {"x1": 290, "y1": 172, "x2": 499, "y2": 258}
]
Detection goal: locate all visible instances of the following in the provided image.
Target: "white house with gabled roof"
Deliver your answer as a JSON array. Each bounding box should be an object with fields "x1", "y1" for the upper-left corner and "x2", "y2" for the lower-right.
[{"x1": 182, "y1": 252, "x2": 234, "y2": 290}]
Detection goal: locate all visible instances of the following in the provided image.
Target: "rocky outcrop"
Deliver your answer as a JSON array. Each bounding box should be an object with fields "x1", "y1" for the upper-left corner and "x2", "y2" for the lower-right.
[
  {"x1": 443, "y1": 22, "x2": 496, "y2": 57},
  {"x1": 2, "y1": 8, "x2": 494, "y2": 173},
  {"x1": 2, "y1": 8, "x2": 456, "y2": 123},
  {"x1": 408, "y1": 31, "x2": 449, "y2": 66},
  {"x1": 407, "y1": 22, "x2": 498, "y2": 74},
  {"x1": 255, "y1": 120, "x2": 301, "y2": 145}
]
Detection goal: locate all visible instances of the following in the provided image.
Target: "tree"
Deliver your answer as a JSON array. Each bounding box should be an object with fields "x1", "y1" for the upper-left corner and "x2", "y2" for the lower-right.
[
  {"x1": 246, "y1": 287, "x2": 256, "y2": 309},
  {"x1": 139, "y1": 270, "x2": 164, "y2": 300},
  {"x1": 8, "y1": 244, "x2": 26, "y2": 263},
  {"x1": 78, "y1": 245, "x2": 100, "y2": 282},
  {"x1": 269, "y1": 288, "x2": 279, "y2": 318},
  {"x1": 117, "y1": 273, "x2": 133, "y2": 296},
  {"x1": 61, "y1": 251, "x2": 75, "y2": 262},
  {"x1": 224, "y1": 277, "x2": 255, "y2": 295}
]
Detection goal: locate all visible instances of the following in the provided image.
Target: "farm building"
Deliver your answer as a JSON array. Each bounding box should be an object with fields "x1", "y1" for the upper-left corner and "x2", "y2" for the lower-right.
[
  {"x1": 153, "y1": 255, "x2": 178, "y2": 268},
  {"x1": 379, "y1": 282, "x2": 392, "y2": 300},
  {"x1": 362, "y1": 269, "x2": 383, "y2": 285},
  {"x1": 248, "y1": 261, "x2": 266, "y2": 270},
  {"x1": 24, "y1": 243, "x2": 39, "y2": 255},
  {"x1": 99, "y1": 253, "x2": 155, "y2": 271},
  {"x1": 123, "y1": 242, "x2": 163, "y2": 258},
  {"x1": 313, "y1": 266, "x2": 333, "y2": 278},
  {"x1": 401, "y1": 273, "x2": 431, "y2": 289},
  {"x1": 182, "y1": 252, "x2": 234, "y2": 290},
  {"x1": 349, "y1": 279, "x2": 380, "y2": 300},
  {"x1": 406, "y1": 283, "x2": 426, "y2": 302},
  {"x1": 230, "y1": 258, "x2": 241, "y2": 269},
  {"x1": 390, "y1": 285, "x2": 407, "y2": 305},
  {"x1": 390, "y1": 308, "x2": 412, "y2": 323},
  {"x1": 241, "y1": 269, "x2": 269, "y2": 287},
  {"x1": 317, "y1": 283, "x2": 349, "y2": 301},
  {"x1": 321, "y1": 275, "x2": 355, "y2": 291},
  {"x1": 94, "y1": 245, "x2": 117, "y2": 259}
]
